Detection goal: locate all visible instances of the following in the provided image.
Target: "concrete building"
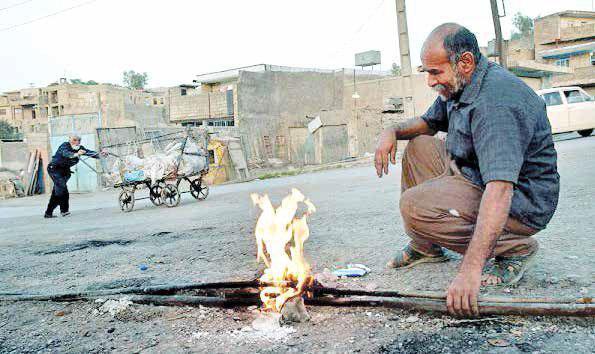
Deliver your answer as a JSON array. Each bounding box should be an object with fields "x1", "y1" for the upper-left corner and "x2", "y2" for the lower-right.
[
  {"x1": 486, "y1": 35, "x2": 572, "y2": 90},
  {"x1": 166, "y1": 64, "x2": 392, "y2": 168},
  {"x1": 0, "y1": 81, "x2": 171, "y2": 193},
  {"x1": 534, "y1": 10, "x2": 595, "y2": 95},
  {"x1": 2, "y1": 82, "x2": 169, "y2": 136}
]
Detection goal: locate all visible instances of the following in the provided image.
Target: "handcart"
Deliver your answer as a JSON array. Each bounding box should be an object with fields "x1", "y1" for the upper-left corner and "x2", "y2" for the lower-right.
[{"x1": 99, "y1": 127, "x2": 210, "y2": 212}]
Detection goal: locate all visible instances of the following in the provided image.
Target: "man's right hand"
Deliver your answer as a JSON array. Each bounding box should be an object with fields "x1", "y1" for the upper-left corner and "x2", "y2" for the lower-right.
[
  {"x1": 374, "y1": 129, "x2": 397, "y2": 178},
  {"x1": 77, "y1": 149, "x2": 86, "y2": 156}
]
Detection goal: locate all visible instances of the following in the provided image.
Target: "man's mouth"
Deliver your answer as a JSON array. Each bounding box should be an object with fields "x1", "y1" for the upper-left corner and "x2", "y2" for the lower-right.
[{"x1": 433, "y1": 84, "x2": 450, "y2": 100}]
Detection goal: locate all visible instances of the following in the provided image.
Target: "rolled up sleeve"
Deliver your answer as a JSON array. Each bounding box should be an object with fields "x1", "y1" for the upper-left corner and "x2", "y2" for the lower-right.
[
  {"x1": 420, "y1": 98, "x2": 448, "y2": 132},
  {"x1": 81, "y1": 146, "x2": 99, "y2": 159},
  {"x1": 471, "y1": 104, "x2": 534, "y2": 185}
]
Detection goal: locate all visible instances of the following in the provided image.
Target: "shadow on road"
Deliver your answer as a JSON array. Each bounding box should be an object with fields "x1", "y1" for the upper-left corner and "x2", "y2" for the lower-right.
[{"x1": 553, "y1": 132, "x2": 594, "y2": 143}]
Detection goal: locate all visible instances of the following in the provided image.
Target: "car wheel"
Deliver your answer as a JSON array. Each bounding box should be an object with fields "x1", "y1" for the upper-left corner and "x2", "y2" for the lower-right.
[{"x1": 578, "y1": 129, "x2": 593, "y2": 137}]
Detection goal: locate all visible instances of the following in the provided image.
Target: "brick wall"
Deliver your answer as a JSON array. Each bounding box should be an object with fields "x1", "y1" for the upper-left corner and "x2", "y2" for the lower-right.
[{"x1": 169, "y1": 94, "x2": 210, "y2": 121}]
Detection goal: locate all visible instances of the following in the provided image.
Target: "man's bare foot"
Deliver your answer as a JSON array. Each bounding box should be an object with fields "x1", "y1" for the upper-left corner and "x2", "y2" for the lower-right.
[
  {"x1": 387, "y1": 244, "x2": 448, "y2": 269},
  {"x1": 481, "y1": 251, "x2": 538, "y2": 287},
  {"x1": 481, "y1": 273, "x2": 503, "y2": 286}
]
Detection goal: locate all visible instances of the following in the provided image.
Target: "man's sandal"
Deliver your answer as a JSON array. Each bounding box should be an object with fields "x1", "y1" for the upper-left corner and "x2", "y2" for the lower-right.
[
  {"x1": 482, "y1": 251, "x2": 538, "y2": 287},
  {"x1": 386, "y1": 244, "x2": 449, "y2": 269}
]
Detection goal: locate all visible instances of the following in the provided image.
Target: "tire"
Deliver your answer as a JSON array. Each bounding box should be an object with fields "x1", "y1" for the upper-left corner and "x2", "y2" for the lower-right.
[
  {"x1": 118, "y1": 190, "x2": 135, "y2": 212},
  {"x1": 578, "y1": 129, "x2": 593, "y2": 137},
  {"x1": 161, "y1": 184, "x2": 181, "y2": 207},
  {"x1": 190, "y1": 178, "x2": 209, "y2": 200},
  {"x1": 149, "y1": 184, "x2": 164, "y2": 206}
]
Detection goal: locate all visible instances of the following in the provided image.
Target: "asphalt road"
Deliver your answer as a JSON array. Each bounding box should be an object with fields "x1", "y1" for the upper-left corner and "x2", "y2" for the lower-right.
[{"x1": 0, "y1": 132, "x2": 593, "y2": 353}]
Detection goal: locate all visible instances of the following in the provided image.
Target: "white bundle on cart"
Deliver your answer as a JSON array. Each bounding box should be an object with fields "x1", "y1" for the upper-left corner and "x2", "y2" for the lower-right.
[{"x1": 116, "y1": 139, "x2": 207, "y2": 184}]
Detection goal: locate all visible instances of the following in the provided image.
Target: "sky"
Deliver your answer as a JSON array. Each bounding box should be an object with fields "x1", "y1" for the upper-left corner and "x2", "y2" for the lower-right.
[{"x1": 0, "y1": 0, "x2": 593, "y2": 92}]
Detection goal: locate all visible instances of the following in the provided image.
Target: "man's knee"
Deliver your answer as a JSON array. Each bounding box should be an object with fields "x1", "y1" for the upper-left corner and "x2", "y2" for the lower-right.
[
  {"x1": 53, "y1": 179, "x2": 68, "y2": 196},
  {"x1": 403, "y1": 135, "x2": 436, "y2": 159},
  {"x1": 399, "y1": 187, "x2": 424, "y2": 227}
]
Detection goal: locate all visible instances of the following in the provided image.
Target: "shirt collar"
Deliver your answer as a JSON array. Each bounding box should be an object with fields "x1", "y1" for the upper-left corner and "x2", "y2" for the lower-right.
[{"x1": 457, "y1": 55, "x2": 488, "y2": 105}]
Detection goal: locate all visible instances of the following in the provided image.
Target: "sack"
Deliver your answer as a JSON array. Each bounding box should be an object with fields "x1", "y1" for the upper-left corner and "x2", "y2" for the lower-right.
[{"x1": 124, "y1": 170, "x2": 145, "y2": 182}]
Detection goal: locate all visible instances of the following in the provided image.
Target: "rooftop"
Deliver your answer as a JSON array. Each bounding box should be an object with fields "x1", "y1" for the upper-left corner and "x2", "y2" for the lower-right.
[{"x1": 536, "y1": 10, "x2": 595, "y2": 21}]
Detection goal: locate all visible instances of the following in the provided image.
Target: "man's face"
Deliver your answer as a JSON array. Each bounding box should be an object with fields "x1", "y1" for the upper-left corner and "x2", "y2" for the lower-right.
[
  {"x1": 421, "y1": 45, "x2": 466, "y2": 101},
  {"x1": 69, "y1": 137, "x2": 81, "y2": 149}
]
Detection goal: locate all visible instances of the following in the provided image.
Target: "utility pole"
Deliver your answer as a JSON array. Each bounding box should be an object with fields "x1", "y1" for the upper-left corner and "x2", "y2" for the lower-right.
[
  {"x1": 489, "y1": 0, "x2": 507, "y2": 69},
  {"x1": 395, "y1": 0, "x2": 412, "y2": 76},
  {"x1": 395, "y1": 0, "x2": 415, "y2": 119}
]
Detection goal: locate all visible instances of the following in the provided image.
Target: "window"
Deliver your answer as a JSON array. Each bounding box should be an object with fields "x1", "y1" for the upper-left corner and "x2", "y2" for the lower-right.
[
  {"x1": 0, "y1": 109, "x2": 6, "y2": 116},
  {"x1": 564, "y1": 90, "x2": 585, "y2": 104},
  {"x1": 591, "y1": 52, "x2": 595, "y2": 66},
  {"x1": 181, "y1": 121, "x2": 202, "y2": 127},
  {"x1": 581, "y1": 91, "x2": 593, "y2": 102},
  {"x1": 181, "y1": 88, "x2": 187, "y2": 96},
  {"x1": 555, "y1": 58, "x2": 570, "y2": 67},
  {"x1": 542, "y1": 92, "x2": 563, "y2": 106},
  {"x1": 31, "y1": 110, "x2": 36, "y2": 119},
  {"x1": 206, "y1": 119, "x2": 234, "y2": 127}
]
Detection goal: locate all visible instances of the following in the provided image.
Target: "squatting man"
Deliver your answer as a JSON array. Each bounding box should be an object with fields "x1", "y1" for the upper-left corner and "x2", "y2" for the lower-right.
[
  {"x1": 375, "y1": 24, "x2": 559, "y2": 317},
  {"x1": 44, "y1": 135, "x2": 107, "y2": 218}
]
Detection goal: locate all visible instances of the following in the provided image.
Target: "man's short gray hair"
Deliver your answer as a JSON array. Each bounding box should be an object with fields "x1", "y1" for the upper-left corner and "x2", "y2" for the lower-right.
[
  {"x1": 424, "y1": 23, "x2": 482, "y2": 65},
  {"x1": 69, "y1": 134, "x2": 81, "y2": 140}
]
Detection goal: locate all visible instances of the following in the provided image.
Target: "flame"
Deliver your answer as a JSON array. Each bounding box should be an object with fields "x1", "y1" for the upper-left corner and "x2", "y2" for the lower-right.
[{"x1": 251, "y1": 188, "x2": 316, "y2": 311}]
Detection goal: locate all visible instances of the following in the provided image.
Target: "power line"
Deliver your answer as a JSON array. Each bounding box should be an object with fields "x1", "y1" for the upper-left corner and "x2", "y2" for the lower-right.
[
  {"x1": 0, "y1": 0, "x2": 34, "y2": 12},
  {"x1": 0, "y1": 0, "x2": 97, "y2": 32},
  {"x1": 328, "y1": 0, "x2": 387, "y2": 58}
]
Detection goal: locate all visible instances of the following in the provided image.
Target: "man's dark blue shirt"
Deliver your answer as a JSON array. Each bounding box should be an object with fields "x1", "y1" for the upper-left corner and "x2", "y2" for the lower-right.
[
  {"x1": 421, "y1": 56, "x2": 560, "y2": 230},
  {"x1": 50, "y1": 142, "x2": 99, "y2": 170}
]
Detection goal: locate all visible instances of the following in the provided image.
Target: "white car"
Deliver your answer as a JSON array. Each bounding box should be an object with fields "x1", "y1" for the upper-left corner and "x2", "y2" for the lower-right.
[{"x1": 536, "y1": 86, "x2": 595, "y2": 137}]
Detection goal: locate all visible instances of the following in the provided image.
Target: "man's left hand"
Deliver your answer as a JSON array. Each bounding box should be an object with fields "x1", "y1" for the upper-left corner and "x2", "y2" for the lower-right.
[
  {"x1": 100, "y1": 149, "x2": 109, "y2": 157},
  {"x1": 446, "y1": 268, "x2": 481, "y2": 317}
]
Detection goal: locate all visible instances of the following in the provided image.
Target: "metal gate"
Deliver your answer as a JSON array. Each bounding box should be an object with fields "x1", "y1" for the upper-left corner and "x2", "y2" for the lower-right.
[{"x1": 49, "y1": 114, "x2": 101, "y2": 193}]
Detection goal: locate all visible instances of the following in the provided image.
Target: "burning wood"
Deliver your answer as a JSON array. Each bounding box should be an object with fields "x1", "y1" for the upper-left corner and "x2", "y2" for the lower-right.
[
  {"x1": 2, "y1": 189, "x2": 593, "y2": 318},
  {"x1": 251, "y1": 188, "x2": 316, "y2": 314}
]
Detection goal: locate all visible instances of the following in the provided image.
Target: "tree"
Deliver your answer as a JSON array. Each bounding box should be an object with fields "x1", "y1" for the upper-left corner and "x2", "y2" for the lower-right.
[
  {"x1": 391, "y1": 62, "x2": 401, "y2": 76},
  {"x1": 70, "y1": 78, "x2": 98, "y2": 85},
  {"x1": 0, "y1": 120, "x2": 17, "y2": 140},
  {"x1": 511, "y1": 12, "x2": 534, "y2": 40},
  {"x1": 123, "y1": 70, "x2": 148, "y2": 90}
]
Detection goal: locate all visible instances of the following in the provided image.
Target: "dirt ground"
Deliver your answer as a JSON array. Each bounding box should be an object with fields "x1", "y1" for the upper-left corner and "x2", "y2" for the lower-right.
[{"x1": 1, "y1": 133, "x2": 594, "y2": 353}]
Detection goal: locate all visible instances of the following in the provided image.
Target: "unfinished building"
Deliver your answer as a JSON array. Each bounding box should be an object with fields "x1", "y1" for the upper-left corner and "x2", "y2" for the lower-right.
[{"x1": 534, "y1": 10, "x2": 595, "y2": 95}]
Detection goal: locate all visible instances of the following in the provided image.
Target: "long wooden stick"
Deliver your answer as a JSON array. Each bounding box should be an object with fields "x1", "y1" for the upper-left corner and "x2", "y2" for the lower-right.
[
  {"x1": 119, "y1": 294, "x2": 595, "y2": 317},
  {"x1": 307, "y1": 296, "x2": 595, "y2": 317},
  {"x1": 2, "y1": 281, "x2": 590, "y2": 305},
  {"x1": 2, "y1": 281, "x2": 593, "y2": 316},
  {"x1": 126, "y1": 295, "x2": 259, "y2": 308},
  {"x1": 19, "y1": 293, "x2": 589, "y2": 317},
  {"x1": 311, "y1": 287, "x2": 591, "y2": 304},
  {"x1": 0, "y1": 280, "x2": 259, "y2": 302}
]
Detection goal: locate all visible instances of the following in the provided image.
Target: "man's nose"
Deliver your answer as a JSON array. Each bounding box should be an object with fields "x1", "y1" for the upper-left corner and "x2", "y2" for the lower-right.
[{"x1": 427, "y1": 75, "x2": 438, "y2": 88}]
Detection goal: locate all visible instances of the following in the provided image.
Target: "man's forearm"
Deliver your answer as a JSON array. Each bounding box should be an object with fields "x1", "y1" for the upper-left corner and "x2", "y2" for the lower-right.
[
  {"x1": 460, "y1": 181, "x2": 513, "y2": 273},
  {"x1": 84, "y1": 149, "x2": 100, "y2": 159},
  {"x1": 391, "y1": 117, "x2": 435, "y2": 140}
]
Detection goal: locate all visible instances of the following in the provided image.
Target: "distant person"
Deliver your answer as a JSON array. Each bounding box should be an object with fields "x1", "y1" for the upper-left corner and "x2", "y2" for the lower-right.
[
  {"x1": 374, "y1": 23, "x2": 559, "y2": 317},
  {"x1": 44, "y1": 135, "x2": 106, "y2": 218}
]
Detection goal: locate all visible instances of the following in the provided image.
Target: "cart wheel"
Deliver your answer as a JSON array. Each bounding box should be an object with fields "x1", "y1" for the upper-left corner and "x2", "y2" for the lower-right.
[
  {"x1": 190, "y1": 178, "x2": 209, "y2": 200},
  {"x1": 161, "y1": 184, "x2": 181, "y2": 207},
  {"x1": 118, "y1": 190, "x2": 135, "y2": 212},
  {"x1": 150, "y1": 184, "x2": 164, "y2": 206}
]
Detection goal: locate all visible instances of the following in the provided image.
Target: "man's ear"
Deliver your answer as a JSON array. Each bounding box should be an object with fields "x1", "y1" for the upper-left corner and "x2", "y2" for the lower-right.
[{"x1": 458, "y1": 51, "x2": 476, "y2": 74}]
